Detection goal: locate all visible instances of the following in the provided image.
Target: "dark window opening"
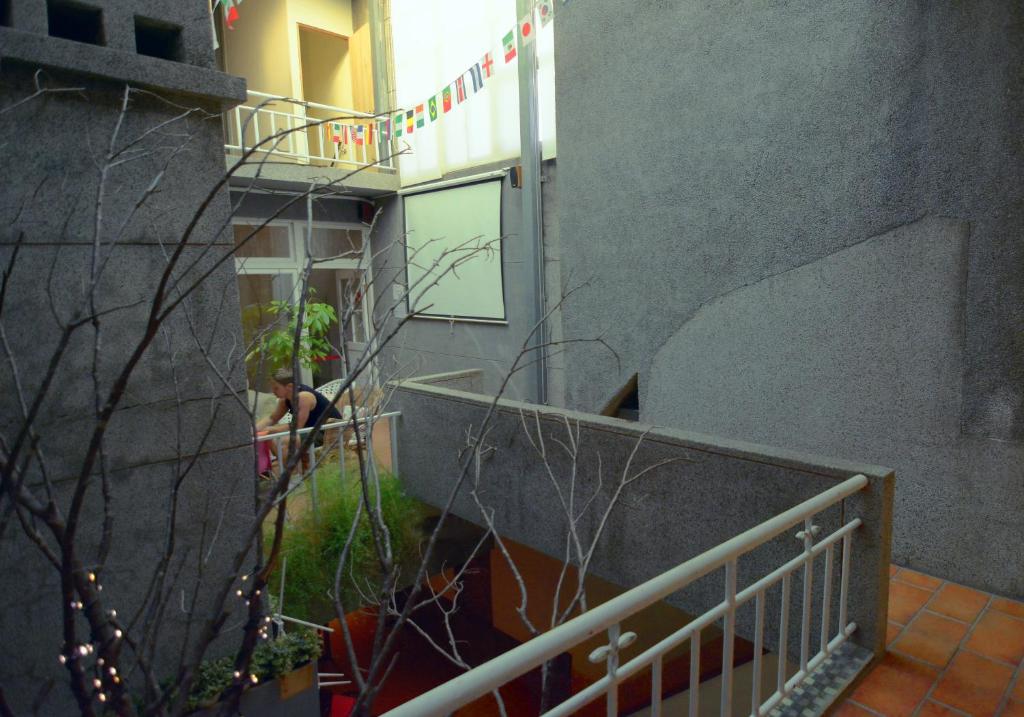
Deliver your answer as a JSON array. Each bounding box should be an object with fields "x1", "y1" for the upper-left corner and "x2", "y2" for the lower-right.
[
  {"x1": 47, "y1": 1, "x2": 105, "y2": 46},
  {"x1": 135, "y1": 16, "x2": 184, "y2": 62},
  {"x1": 601, "y1": 373, "x2": 640, "y2": 422},
  {"x1": 0, "y1": 0, "x2": 11, "y2": 28}
]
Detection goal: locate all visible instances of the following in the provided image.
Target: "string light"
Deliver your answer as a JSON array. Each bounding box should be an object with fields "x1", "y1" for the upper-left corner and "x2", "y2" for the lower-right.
[
  {"x1": 108, "y1": 667, "x2": 117, "y2": 676},
  {"x1": 233, "y1": 671, "x2": 241, "y2": 679},
  {"x1": 93, "y1": 679, "x2": 102, "y2": 689},
  {"x1": 97, "y1": 658, "x2": 105, "y2": 667},
  {"x1": 114, "y1": 629, "x2": 123, "y2": 639},
  {"x1": 58, "y1": 655, "x2": 67, "y2": 665},
  {"x1": 250, "y1": 674, "x2": 258, "y2": 684},
  {"x1": 108, "y1": 610, "x2": 117, "y2": 618},
  {"x1": 78, "y1": 645, "x2": 88, "y2": 656},
  {"x1": 97, "y1": 693, "x2": 107, "y2": 703},
  {"x1": 241, "y1": 574, "x2": 249, "y2": 582},
  {"x1": 88, "y1": 572, "x2": 96, "y2": 583},
  {"x1": 236, "y1": 590, "x2": 243, "y2": 597}
]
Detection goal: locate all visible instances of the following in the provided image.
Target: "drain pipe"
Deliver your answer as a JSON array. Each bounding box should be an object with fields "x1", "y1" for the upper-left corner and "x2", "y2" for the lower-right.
[{"x1": 516, "y1": 0, "x2": 548, "y2": 405}]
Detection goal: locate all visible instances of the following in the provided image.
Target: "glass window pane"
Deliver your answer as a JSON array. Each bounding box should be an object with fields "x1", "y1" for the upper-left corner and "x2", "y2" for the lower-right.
[
  {"x1": 237, "y1": 273, "x2": 295, "y2": 392},
  {"x1": 233, "y1": 223, "x2": 291, "y2": 259},
  {"x1": 309, "y1": 228, "x2": 363, "y2": 260}
]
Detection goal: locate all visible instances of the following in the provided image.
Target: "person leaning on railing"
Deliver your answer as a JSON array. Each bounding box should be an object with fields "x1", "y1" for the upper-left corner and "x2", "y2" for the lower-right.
[{"x1": 256, "y1": 368, "x2": 342, "y2": 474}]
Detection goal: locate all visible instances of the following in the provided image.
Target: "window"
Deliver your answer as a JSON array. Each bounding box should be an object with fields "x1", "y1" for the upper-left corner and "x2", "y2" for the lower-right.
[
  {"x1": 135, "y1": 16, "x2": 184, "y2": 62},
  {"x1": 47, "y1": 0, "x2": 104, "y2": 46}
]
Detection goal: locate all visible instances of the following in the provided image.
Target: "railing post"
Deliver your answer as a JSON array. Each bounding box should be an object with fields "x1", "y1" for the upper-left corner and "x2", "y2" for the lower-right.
[
  {"x1": 650, "y1": 655, "x2": 663, "y2": 717},
  {"x1": 821, "y1": 543, "x2": 834, "y2": 655},
  {"x1": 751, "y1": 589, "x2": 765, "y2": 716},
  {"x1": 777, "y1": 573, "x2": 790, "y2": 697},
  {"x1": 389, "y1": 414, "x2": 399, "y2": 477},
  {"x1": 799, "y1": 517, "x2": 815, "y2": 674},
  {"x1": 689, "y1": 629, "x2": 701, "y2": 717},
  {"x1": 605, "y1": 623, "x2": 620, "y2": 717},
  {"x1": 721, "y1": 560, "x2": 737, "y2": 716},
  {"x1": 839, "y1": 532, "x2": 852, "y2": 634}
]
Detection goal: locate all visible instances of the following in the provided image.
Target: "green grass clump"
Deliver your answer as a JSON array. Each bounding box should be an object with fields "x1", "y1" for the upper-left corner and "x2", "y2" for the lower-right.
[{"x1": 265, "y1": 465, "x2": 423, "y2": 625}]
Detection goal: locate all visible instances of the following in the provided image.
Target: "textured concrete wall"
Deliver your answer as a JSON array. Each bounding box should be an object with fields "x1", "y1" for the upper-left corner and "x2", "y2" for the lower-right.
[
  {"x1": 370, "y1": 167, "x2": 542, "y2": 401},
  {"x1": 0, "y1": 1, "x2": 253, "y2": 712},
  {"x1": 391, "y1": 378, "x2": 894, "y2": 662},
  {"x1": 553, "y1": 1, "x2": 1024, "y2": 594}
]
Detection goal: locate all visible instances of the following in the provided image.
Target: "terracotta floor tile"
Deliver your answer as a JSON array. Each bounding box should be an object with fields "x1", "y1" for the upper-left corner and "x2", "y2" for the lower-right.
[
  {"x1": 832, "y1": 701, "x2": 878, "y2": 717},
  {"x1": 891, "y1": 564, "x2": 900, "y2": 577},
  {"x1": 965, "y1": 609, "x2": 1024, "y2": 665},
  {"x1": 916, "y1": 701, "x2": 966, "y2": 717},
  {"x1": 889, "y1": 580, "x2": 933, "y2": 625},
  {"x1": 931, "y1": 651, "x2": 1013, "y2": 717},
  {"x1": 849, "y1": 651, "x2": 938, "y2": 717},
  {"x1": 894, "y1": 568, "x2": 943, "y2": 591},
  {"x1": 891, "y1": 611, "x2": 969, "y2": 667},
  {"x1": 887, "y1": 621, "x2": 902, "y2": 646},
  {"x1": 1003, "y1": 701, "x2": 1024, "y2": 717},
  {"x1": 991, "y1": 597, "x2": 1024, "y2": 620},
  {"x1": 928, "y1": 583, "x2": 989, "y2": 623}
]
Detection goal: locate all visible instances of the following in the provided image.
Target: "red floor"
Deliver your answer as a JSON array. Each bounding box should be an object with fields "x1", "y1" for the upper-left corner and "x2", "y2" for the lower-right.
[{"x1": 836, "y1": 565, "x2": 1024, "y2": 717}]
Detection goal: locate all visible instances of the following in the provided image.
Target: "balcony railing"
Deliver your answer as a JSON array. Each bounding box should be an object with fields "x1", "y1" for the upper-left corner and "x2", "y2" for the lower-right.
[
  {"x1": 383, "y1": 473, "x2": 870, "y2": 717},
  {"x1": 226, "y1": 91, "x2": 396, "y2": 173}
]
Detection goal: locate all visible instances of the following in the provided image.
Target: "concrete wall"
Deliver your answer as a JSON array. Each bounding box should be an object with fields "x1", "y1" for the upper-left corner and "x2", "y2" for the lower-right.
[
  {"x1": 0, "y1": 1, "x2": 253, "y2": 712},
  {"x1": 371, "y1": 166, "x2": 544, "y2": 401},
  {"x1": 552, "y1": 0, "x2": 1024, "y2": 595},
  {"x1": 390, "y1": 377, "x2": 894, "y2": 664}
]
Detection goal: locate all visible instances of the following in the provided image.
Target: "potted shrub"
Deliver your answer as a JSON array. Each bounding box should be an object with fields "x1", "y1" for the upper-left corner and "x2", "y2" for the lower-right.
[{"x1": 186, "y1": 627, "x2": 323, "y2": 717}]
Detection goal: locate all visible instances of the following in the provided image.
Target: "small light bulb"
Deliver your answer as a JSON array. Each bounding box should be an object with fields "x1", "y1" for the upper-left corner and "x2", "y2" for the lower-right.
[
  {"x1": 96, "y1": 584, "x2": 102, "y2": 592},
  {"x1": 97, "y1": 658, "x2": 104, "y2": 667},
  {"x1": 78, "y1": 645, "x2": 88, "y2": 656},
  {"x1": 93, "y1": 679, "x2": 102, "y2": 689},
  {"x1": 254, "y1": 590, "x2": 261, "y2": 597},
  {"x1": 86, "y1": 645, "x2": 94, "y2": 654},
  {"x1": 236, "y1": 590, "x2": 243, "y2": 597},
  {"x1": 98, "y1": 693, "x2": 107, "y2": 703},
  {"x1": 241, "y1": 574, "x2": 249, "y2": 582},
  {"x1": 250, "y1": 674, "x2": 258, "y2": 684},
  {"x1": 88, "y1": 572, "x2": 96, "y2": 582},
  {"x1": 233, "y1": 671, "x2": 241, "y2": 679},
  {"x1": 109, "y1": 667, "x2": 117, "y2": 676},
  {"x1": 58, "y1": 655, "x2": 67, "y2": 665},
  {"x1": 109, "y1": 610, "x2": 117, "y2": 618},
  {"x1": 112, "y1": 676, "x2": 121, "y2": 685},
  {"x1": 114, "y1": 629, "x2": 123, "y2": 639}
]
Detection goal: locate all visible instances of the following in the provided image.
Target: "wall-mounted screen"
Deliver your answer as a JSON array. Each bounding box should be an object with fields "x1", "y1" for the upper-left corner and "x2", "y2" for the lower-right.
[{"x1": 403, "y1": 180, "x2": 505, "y2": 321}]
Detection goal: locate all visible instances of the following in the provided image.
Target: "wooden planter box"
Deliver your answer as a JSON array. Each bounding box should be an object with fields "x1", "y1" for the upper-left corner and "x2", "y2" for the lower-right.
[{"x1": 193, "y1": 662, "x2": 318, "y2": 717}]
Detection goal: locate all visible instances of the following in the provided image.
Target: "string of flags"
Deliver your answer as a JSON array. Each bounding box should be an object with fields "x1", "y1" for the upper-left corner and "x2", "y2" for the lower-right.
[
  {"x1": 325, "y1": 0, "x2": 570, "y2": 152},
  {"x1": 213, "y1": 0, "x2": 243, "y2": 31}
]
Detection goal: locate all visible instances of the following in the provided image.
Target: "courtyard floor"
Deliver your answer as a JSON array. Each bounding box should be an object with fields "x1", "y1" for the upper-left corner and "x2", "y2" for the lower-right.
[{"x1": 835, "y1": 565, "x2": 1024, "y2": 717}]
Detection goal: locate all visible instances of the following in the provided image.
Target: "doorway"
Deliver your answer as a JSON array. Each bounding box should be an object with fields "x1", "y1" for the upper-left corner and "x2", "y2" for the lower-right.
[{"x1": 233, "y1": 220, "x2": 373, "y2": 394}]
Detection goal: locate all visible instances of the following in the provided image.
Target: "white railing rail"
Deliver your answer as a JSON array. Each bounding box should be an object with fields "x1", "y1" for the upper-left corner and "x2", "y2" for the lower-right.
[
  {"x1": 225, "y1": 90, "x2": 396, "y2": 172},
  {"x1": 256, "y1": 410, "x2": 401, "y2": 515},
  {"x1": 383, "y1": 473, "x2": 870, "y2": 717}
]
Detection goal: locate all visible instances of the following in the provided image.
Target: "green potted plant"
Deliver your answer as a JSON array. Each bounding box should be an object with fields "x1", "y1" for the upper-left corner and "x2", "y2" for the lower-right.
[
  {"x1": 186, "y1": 627, "x2": 323, "y2": 717},
  {"x1": 243, "y1": 292, "x2": 339, "y2": 385}
]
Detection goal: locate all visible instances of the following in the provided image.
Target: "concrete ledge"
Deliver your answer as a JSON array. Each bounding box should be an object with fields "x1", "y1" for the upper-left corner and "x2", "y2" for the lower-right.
[
  {"x1": 391, "y1": 376, "x2": 895, "y2": 662},
  {"x1": 228, "y1": 158, "x2": 401, "y2": 197},
  {"x1": 0, "y1": 26, "x2": 247, "y2": 105}
]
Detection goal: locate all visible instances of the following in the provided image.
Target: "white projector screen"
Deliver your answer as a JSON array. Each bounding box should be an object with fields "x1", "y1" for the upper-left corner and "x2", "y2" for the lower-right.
[{"x1": 403, "y1": 180, "x2": 506, "y2": 321}]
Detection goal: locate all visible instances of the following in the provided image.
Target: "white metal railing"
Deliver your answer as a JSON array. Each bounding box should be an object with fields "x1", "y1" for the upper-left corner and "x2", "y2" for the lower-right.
[
  {"x1": 226, "y1": 90, "x2": 396, "y2": 172},
  {"x1": 383, "y1": 474, "x2": 871, "y2": 717},
  {"x1": 256, "y1": 410, "x2": 401, "y2": 514}
]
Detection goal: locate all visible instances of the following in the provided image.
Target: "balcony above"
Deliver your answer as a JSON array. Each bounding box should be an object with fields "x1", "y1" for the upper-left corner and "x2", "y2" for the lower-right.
[{"x1": 224, "y1": 91, "x2": 399, "y2": 197}]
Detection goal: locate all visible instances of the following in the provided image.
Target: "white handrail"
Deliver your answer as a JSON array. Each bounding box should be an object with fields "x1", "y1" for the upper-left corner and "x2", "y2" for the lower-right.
[
  {"x1": 382, "y1": 474, "x2": 869, "y2": 717},
  {"x1": 246, "y1": 90, "x2": 381, "y2": 119},
  {"x1": 255, "y1": 411, "x2": 401, "y2": 443}
]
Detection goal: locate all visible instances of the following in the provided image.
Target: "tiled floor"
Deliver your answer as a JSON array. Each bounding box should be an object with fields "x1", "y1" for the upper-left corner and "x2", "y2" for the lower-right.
[{"x1": 834, "y1": 566, "x2": 1024, "y2": 717}]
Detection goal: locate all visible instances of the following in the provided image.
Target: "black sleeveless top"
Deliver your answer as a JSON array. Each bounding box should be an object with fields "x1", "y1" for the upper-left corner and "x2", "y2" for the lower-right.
[{"x1": 285, "y1": 384, "x2": 342, "y2": 429}]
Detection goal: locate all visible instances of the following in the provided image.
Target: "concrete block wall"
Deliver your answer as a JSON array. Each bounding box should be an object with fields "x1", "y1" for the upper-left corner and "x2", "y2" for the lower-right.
[
  {"x1": 552, "y1": 0, "x2": 1024, "y2": 596},
  {"x1": 0, "y1": 0, "x2": 252, "y2": 712}
]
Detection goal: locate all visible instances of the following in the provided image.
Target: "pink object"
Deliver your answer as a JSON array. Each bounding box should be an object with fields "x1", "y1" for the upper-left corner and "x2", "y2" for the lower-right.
[{"x1": 255, "y1": 433, "x2": 272, "y2": 475}]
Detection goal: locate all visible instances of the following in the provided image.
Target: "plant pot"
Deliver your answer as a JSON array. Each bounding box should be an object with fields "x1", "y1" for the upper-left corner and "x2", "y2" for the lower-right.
[{"x1": 192, "y1": 662, "x2": 319, "y2": 717}]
